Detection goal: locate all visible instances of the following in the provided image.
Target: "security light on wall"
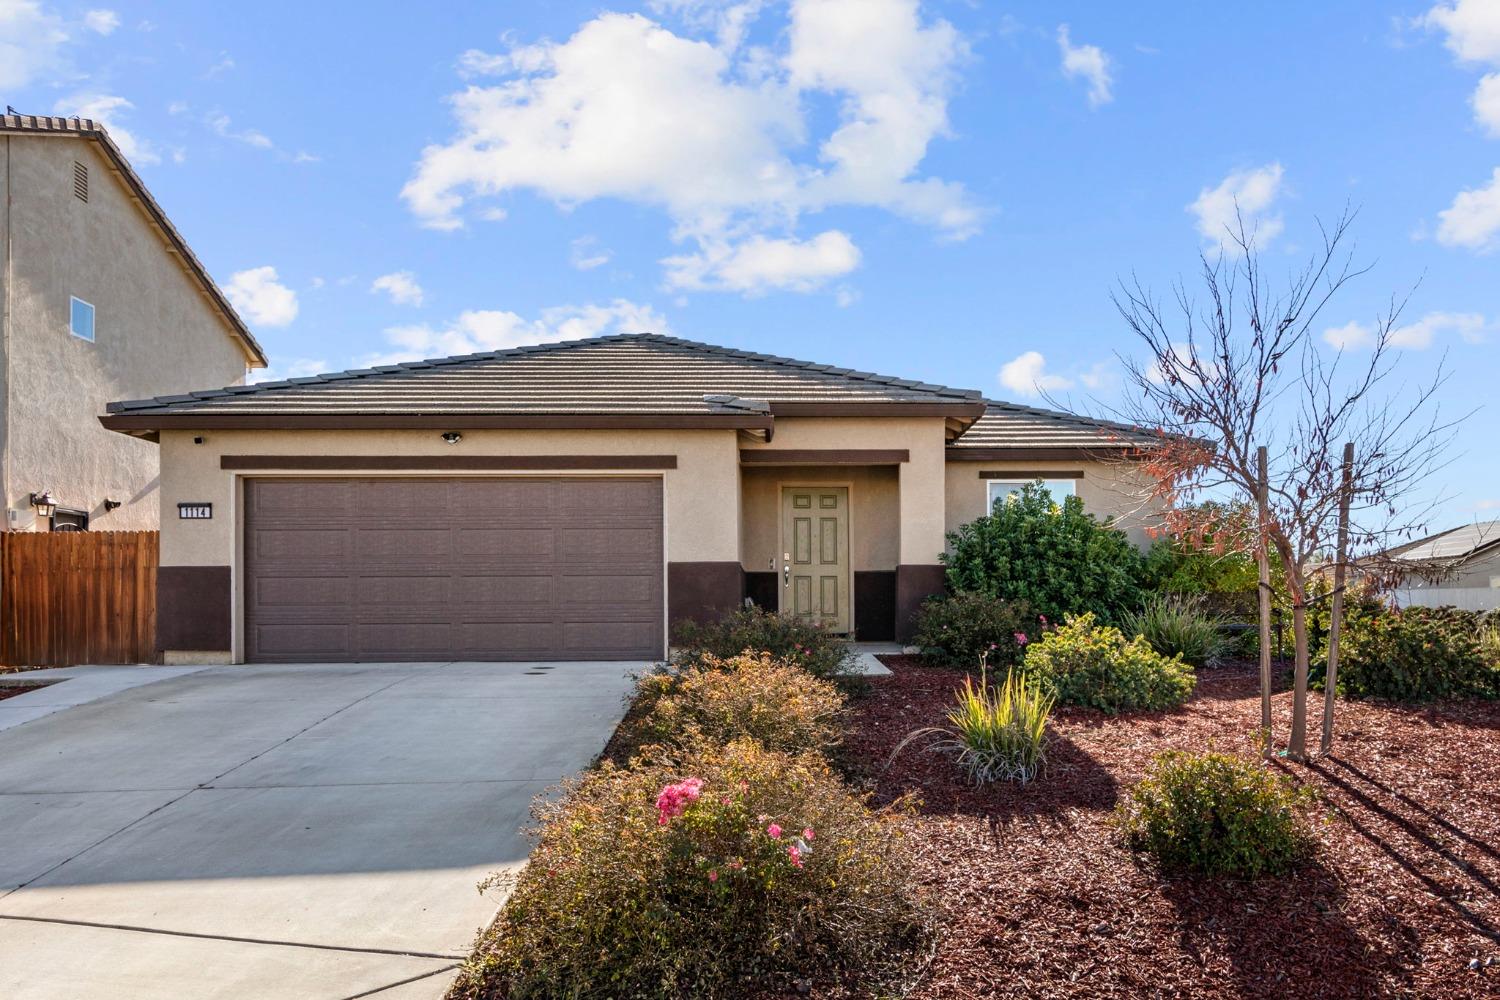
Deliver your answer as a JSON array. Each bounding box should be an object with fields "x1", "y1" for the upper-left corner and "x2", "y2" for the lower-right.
[
  {"x1": 29, "y1": 491, "x2": 57, "y2": 518},
  {"x1": 441, "y1": 432, "x2": 463, "y2": 445}
]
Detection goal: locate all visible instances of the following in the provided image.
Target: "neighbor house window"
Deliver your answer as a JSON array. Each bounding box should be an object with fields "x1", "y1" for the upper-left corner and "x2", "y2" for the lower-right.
[
  {"x1": 70, "y1": 296, "x2": 95, "y2": 342},
  {"x1": 987, "y1": 479, "x2": 1077, "y2": 511}
]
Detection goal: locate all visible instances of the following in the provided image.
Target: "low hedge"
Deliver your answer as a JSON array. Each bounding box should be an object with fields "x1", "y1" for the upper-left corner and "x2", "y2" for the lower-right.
[
  {"x1": 912, "y1": 592, "x2": 1039, "y2": 670},
  {"x1": 1117, "y1": 750, "x2": 1317, "y2": 877},
  {"x1": 1322, "y1": 605, "x2": 1498, "y2": 702},
  {"x1": 671, "y1": 607, "x2": 855, "y2": 680},
  {"x1": 627, "y1": 651, "x2": 846, "y2": 758},
  {"x1": 1022, "y1": 612, "x2": 1196, "y2": 714},
  {"x1": 454, "y1": 739, "x2": 930, "y2": 999}
]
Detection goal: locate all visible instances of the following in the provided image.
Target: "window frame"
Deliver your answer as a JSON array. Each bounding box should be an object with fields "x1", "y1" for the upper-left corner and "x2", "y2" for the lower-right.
[
  {"x1": 69, "y1": 296, "x2": 96, "y2": 343},
  {"x1": 986, "y1": 478, "x2": 1078, "y2": 512}
]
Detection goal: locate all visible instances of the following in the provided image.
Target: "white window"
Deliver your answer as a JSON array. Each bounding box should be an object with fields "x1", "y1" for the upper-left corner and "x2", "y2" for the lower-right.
[
  {"x1": 987, "y1": 478, "x2": 1077, "y2": 511},
  {"x1": 70, "y1": 296, "x2": 95, "y2": 342}
]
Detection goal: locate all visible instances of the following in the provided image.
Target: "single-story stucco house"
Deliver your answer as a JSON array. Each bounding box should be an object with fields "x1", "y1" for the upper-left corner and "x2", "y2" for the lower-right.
[{"x1": 99, "y1": 333, "x2": 1161, "y2": 664}]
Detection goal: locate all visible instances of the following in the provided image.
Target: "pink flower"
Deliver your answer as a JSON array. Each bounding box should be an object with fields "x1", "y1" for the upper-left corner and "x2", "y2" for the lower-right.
[
  {"x1": 708, "y1": 870, "x2": 719, "y2": 882},
  {"x1": 1014, "y1": 632, "x2": 1029, "y2": 646},
  {"x1": 766, "y1": 823, "x2": 783, "y2": 839},
  {"x1": 787, "y1": 844, "x2": 804, "y2": 868},
  {"x1": 1039, "y1": 614, "x2": 1048, "y2": 625},
  {"x1": 802, "y1": 828, "x2": 815, "y2": 841},
  {"x1": 655, "y1": 777, "x2": 704, "y2": 825}
]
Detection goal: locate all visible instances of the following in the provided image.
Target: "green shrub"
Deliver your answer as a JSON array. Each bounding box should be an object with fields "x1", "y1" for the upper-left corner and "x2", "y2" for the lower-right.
[
  {"x1": 630, "y1": 652, "x2": 846, "y2": 758},
  {"x1": 1023, "y1": 612, "x2": 1196, "y2": 714},
  {"x1": 1323, "y1": 605, "x2": 1498, "y2": 702},
  {"x1": 671, "y1": 607, "x2": 855, "y2": 680},
  {"x1": 1479, "y1": 616, "x2": 1500, "y2": 668},
  {"x1": 942, "y1": 482, "x2": 1144, "y2": 624},
  {"x1": 912, "y1": 592, "x2": 1038, "y2": 670},
  {"x1": 940, "y1": 668, "x2": 1053, "y2": 784},
  {"x1": 457, "y1": 739, "x2": 929, "y2": 1000},
  {"x1": 1121, "y1": 594, "x2": 1230, "y2": 667},
  {"x1": 1117, "y1": 751, "x2": 1316, "y2": 877}
]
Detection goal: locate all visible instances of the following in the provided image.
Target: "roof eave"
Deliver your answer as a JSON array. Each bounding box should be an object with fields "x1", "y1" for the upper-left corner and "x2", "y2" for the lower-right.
[
  {"x1": 945, "y1": 444, "x2": 1157, "y2": 462},
  {"x1": 98, "y1": 411, "x2": 777, "y2": 434}
]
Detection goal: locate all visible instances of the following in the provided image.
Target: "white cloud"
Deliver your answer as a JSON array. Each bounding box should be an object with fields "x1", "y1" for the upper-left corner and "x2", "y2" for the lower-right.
[
  {"x1": 54, "y1": 94, "x2": 158, "y2": 165},
  {"x1": 1322, "y1": 320, "x2": 1375, "y2": 350},
  {"x1": 370, "y1": 271, "x2": 425, "y2": 307},
  {"x1": 249, "y1": 358, "x2": 328, "y2": 384},
  {"x1": 403, "y1": 1, "x2": 974, "y2": 293},
  {"x1": 0, "y1": 0, "x2": 69, "y2": 89},
  {"x1": 1057, "y1": 24, "x2": 1113, "y2": 107},
  {"x1": 1420, "y1": 1, "x2": 1500, "y2": 65},
  {"x1": 82, "y1": 8, "x2": 117, "y2": 34},
  {"x1": 1474, "y1": 73, "x2": 1500, "y2": 136},
  {"x1": 1188, "y1": 162, "x2": 1285, "y2": 247},
  {"x1": 1391, "y1": 310, "x2": 1487, "y2": 348},
  {"x1": 662, "y1": 230, "x2": 860, "y2": 293},
  {"x1": 207, "y1": 112, "x2": 273, "y2": 149},
  {"x1": 225, "y1": 266, "x2": 299, "y2": 327},
  {"x1": 368, "y1": 299, "x2": 669, "y2": 365},
  {"x1": 1324, "y1": 311, "x2": 1488, "y2": 350},
  {"x1": 569, "y1": 236, "x2": 613, "y2": 271},
  {"x1": 999, "y1": 351, "x2": 1073, "y2": 398},
  {"x1": 1436, "y1": 166, "x2": 1500, "y2": 250}
]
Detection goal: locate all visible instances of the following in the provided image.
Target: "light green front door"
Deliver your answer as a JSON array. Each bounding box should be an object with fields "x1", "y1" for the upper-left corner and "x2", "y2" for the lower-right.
[{"x1": 779, "y1": 486, "x2": 850, "y2": 633}]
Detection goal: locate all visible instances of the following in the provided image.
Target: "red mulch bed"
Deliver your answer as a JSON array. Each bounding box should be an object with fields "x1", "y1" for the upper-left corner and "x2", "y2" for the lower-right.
[{"x1": 834, "y1": 656, "x2": 1500, "y2": 999}]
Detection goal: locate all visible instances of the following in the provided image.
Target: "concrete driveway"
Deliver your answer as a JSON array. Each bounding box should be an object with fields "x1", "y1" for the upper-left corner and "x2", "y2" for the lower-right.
[{"x1": 0, "y1": 660, "x2": 642, "y2": 1000}]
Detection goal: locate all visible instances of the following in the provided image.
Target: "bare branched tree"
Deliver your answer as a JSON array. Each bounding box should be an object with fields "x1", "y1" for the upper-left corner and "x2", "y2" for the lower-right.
[{"x1": 1108, "y1": 208, "x2": 1461, "y2": 760}]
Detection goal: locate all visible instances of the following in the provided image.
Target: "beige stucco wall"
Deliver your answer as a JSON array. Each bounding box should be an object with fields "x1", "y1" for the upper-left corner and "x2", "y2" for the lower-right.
[
  {"x1": 740, "y1": 464, "x2": 899, "y2": 573},
  {"x1": 157, "y1": 427, "x2": 742, "y2": 567},
  {"x1": 741, "y1": 415, "x2": 949, "y2": 565},
  {"x1": 944, "y1": 458, "x2": 1163, "y2": 548},
  {"x1": 1, "y1": 135, "x2": 251, "y2": 531}
]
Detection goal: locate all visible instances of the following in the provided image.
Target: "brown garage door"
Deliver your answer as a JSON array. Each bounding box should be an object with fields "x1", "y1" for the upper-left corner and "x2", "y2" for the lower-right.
[{"x1": 243, "y1": 477, "x2": 664, "y2": 662}]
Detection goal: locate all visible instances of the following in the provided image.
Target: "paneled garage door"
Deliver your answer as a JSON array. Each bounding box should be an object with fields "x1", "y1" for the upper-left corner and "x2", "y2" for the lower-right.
[{"x1": 243, "y1": 477, "x2": 664, "y2": 662}]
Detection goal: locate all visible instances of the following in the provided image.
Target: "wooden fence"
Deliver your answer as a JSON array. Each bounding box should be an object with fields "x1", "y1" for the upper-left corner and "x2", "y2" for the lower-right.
[{"x1": 0, "y1": 531, "x2": 158, "y2": 668}]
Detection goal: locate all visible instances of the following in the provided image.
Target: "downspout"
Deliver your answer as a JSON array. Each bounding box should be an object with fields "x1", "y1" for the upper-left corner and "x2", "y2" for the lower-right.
[{"x1": 1, "y1": 135, "x2": 11, "y2": 531}]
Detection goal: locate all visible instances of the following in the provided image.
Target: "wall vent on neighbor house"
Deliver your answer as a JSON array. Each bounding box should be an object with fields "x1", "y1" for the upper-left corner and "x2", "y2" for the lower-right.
[{"x1": 73, "y1": 161, "x2": 89, "y2": 203}]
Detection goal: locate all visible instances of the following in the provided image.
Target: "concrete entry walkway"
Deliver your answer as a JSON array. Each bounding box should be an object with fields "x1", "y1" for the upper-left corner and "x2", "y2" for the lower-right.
[{"x1": 0, "y1": 660, "x2": 643, "y2": 1000}]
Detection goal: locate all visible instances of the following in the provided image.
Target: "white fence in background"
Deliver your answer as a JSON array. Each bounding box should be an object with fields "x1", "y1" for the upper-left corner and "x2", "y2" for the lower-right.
[{"x1": 1392, "y1": 587, "x2": 1499, "y2": 612}]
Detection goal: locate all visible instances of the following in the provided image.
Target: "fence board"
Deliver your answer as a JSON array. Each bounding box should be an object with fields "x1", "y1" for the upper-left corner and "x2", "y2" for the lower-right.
[{"x1": 0, "y1": 531, "x2": 159, "y2": 667}]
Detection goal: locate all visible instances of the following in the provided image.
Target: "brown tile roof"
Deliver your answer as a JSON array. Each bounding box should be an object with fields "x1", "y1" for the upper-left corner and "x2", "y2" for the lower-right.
[
  {"x1": 1, "y1": 114, "x2": 267, "y2": 367},
  {"x1": 946, "y1": 401, "x2": 1163, "y2": 458},
  {"x1": 103, "y1": 333, "x2": 988, "y2": 433},
  {"x1": 101, "y1": 332, "x2": 1162, "y2": 453}
]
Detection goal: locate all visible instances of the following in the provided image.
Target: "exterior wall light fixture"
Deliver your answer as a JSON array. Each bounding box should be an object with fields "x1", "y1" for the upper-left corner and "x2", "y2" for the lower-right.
[
  {"x1": 30, "y1": 491, "x2": 57, "y2": 518},
  {"x1": 441, "y1": 432, "x2": 463, "y2": 445}
]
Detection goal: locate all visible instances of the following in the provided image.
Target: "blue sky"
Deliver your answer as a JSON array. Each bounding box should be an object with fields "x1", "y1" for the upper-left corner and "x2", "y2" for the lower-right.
[{"x1": 4, "y1": 1, "x2": 1498, "y2": 530}]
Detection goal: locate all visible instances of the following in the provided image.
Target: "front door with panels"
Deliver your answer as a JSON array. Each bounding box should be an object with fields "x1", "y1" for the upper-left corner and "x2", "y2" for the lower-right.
[{"x1": 779, "y1": 486, "x2": 850, "y2": 633}]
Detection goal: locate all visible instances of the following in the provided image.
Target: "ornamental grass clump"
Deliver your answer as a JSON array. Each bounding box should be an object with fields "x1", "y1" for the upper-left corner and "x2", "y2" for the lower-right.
[
  {"x1": 932, "y1": 666, "x2": 1054, "y2": 784},
  {"x1": 630, "y1": 651, "x2": 846, "y2": 757},
  {"x1": 671, "y1": 606, "x2": 855, "y2": 680},
  {"x1": 1121, "y1": 594, "x2": 1230, "y2": 667},
  {"x1": 454, "y1": 739, "x2": 930, "y2": 1000},
  {"x1": 1116, "y1": 750, "x2": 1317, "y2": 877},
  {"x1": 1023, "y1": 612, "x2": 1196, "y2": 714}
]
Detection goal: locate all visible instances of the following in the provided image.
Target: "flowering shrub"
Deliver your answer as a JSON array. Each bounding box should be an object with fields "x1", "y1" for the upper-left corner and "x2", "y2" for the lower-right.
[
  {"x1": 628, "y1": 652, "x2": 846, "y2": 758},
  {"x1": 671, "y1": 607, "x2": 855, "y2": 680},
  {"x1": 455, "y1": 739, "x2": 930, "y2": 999},
  {"x1": 1023, "y1": 612, "x2": 1196, "y2": 714},
  {"x1": 1322, "y1": 606, "x2": 1497, "y2": 702},
  {"x1": 912, "y1": 592, "x2": 1040, "y2": 670},
  {"x1": 1117, "y1": 751, "x2": 1317, "y2": 877}
]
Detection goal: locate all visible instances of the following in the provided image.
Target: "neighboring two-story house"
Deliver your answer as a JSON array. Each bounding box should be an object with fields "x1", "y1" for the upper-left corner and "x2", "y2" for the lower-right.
[{"x1": 1, "y1": 114, "x2": 265, "y2": 531}]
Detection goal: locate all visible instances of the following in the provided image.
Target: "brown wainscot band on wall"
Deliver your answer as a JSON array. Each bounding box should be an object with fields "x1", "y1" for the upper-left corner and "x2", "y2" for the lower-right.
[
  {"x1": 220, "y1": 455, "x2": 679, "y2": 471},
  {"x1": 743, "y1": 571, "x2": 778, "y2": 613},
  {"x1": 854, "y1": 571, "x2": 897, "y2": 642},
  {"x1": 157, "y1": 565, "x2": 232, "y2": 652},
  {"x1": 893, "y1": 564, "x2": 947, "y2": 643},
  {"x1": 667, "y1": 562, "x2": 746, "y2": 634},
  {"x1": 738, "y1": 449, "x2": 909, "y2": 466}
]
